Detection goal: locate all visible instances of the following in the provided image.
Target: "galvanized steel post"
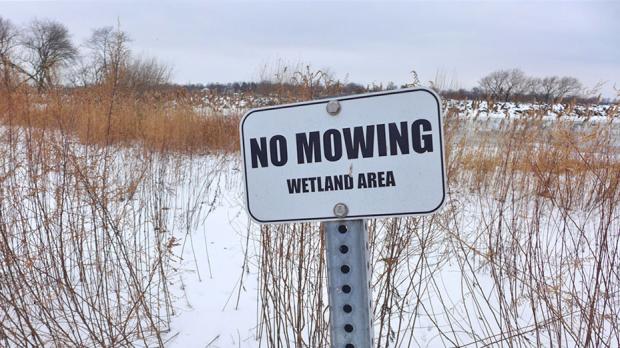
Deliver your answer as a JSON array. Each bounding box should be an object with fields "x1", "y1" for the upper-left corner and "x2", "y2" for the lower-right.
[{"x1": 324, "y1": 219, "x2": 373, "y2": 348}]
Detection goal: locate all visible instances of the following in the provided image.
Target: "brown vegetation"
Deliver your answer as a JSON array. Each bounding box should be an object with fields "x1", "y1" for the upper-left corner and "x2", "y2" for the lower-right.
[
  {"x1": 1, "y1": 14, "x2": 619, "y2": 347},
  {"x1": 0, "y1": 85, "x2": 240, "y2": 154},
  {"x1": 257, "y1": 94, "x2": 620, "y2": 347}
]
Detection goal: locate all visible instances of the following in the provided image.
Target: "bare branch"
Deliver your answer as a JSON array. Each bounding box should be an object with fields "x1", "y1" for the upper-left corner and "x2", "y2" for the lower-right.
[{"x1": 20, "y1": 19, "x2": 77, "y2": 90}]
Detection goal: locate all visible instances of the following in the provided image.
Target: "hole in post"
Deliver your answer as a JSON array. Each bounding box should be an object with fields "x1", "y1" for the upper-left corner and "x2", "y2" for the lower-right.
[
  {"x1": 344, "y1": 324, "x2": 354, "y2": 333},
  {"x1": 339, "y1": 245, "x2": 349, "y2": 254},
  {"x1": 346, "y1": 344, "x2": 355, "y2": 348},
  {"x1": 342, "y1": 285, "x2": 351, "y2": 293},
  {"x1": 343, "y1": 304, "x2": 352, "y2": 313},
  {"x1": 341, "y1": 265, "x2": 350, "y2": 273},
  {"x1": 338, "y1": 225, "x2": 347, "y2": 233}
]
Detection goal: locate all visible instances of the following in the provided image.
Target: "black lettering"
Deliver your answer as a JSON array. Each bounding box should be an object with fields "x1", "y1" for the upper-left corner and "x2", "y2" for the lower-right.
[
  {"x1": 367, "y1": 172, "x2": 377, "y2": 187},
  {"x1": 412, "y1": 120, "x2": 433, "y2": 153},
  {"x1": 388, "y1": 122, "x2": 410, "y2": 155},
  {"x1": 345, "y1": 175, "x2": 354, "y2": 189},
  {"x1": 386, "y1": 171, "x2": 396, "y2": 186},
  {"x1": 343, "y1": 126, "x2": 374, "y2": 159},
  {"x1": 250, "y1": 137, "x2": 268, "y2": 168},
  {"x1": 334, "y1": 175, "x2": 343, "y2": 190},
  {"x1": 302, "y1": 178, "x2": 309, "y2": 193},
  {"x1": 325, "y1": 176, "x2": 334, "y2": 191},
  {"x1": 378, "y1": 171, "x2": 386, "y2": 187},
  {"x1": 287, "y1": 178, "x2": 302, "y2": 193},
  {"x1": 296, "y1": 131, "x2": 322, "y2": 164},
  {"x1": 308, "y1": 177, "x2": 316, "y2": 191},
  {"x1": 323, "y1": 129, "x2": 342, "y2": 161},
  {"x1": 358, "y1": 173, "x2": 367, "y2": 188},
  {"x1": 376, "y1": 124, "x2": 387, "y2": 156},
  {"x1": 270, "y1": 135, "x2": 288, "y2": 166}
]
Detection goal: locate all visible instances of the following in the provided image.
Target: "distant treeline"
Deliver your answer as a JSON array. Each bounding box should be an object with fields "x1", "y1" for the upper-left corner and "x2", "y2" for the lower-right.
[
  {"x1": 440, "y1": 87, "x2": 608, "y2": 105},
  {"x1": 0, "y1": 16, "x2": 170, "y2": 93},
  {"x1": 183, "y1": 81, "x2": 367, "y2": 96},
  {"x1": 0, "y1": 16, "x2": 615, "y2": 104},
  {"x1": 180, "y1": 67, "x2": 614, "y2": 105},
  {"x1": 180, "y1": 79, "x2": 613, "y2": 105}
]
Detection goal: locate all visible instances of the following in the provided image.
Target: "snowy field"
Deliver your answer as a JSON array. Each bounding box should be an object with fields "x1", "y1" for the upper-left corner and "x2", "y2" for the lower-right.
[
  {"x1": 0, "y1": 100, "x2": 618, "y2": 347},
  {"x1": 162, "y1": 157, "x2": 619, "y2": 347},
  {"x1": 165, "y1": 98, "x2": 619, "y2": 346}
]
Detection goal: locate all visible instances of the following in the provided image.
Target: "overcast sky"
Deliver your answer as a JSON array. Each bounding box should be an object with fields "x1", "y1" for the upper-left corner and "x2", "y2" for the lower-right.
[{"x1": 1, "y1": 0, "x2": 619, "y2": 98}]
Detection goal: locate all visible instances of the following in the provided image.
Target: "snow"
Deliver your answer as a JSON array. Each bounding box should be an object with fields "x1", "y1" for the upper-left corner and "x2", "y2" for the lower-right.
[
  {"x1": 3, "y1": 97, "x2": 617, "y2": 347},
  {"x1": 156, "y1": 99, "x2": 619, "y2": 347},
  {"x1": 163, "y1": 158, "x2": 261, "y2": 347},
  {"x1": 158, "y1": 164, "x2": 618, "y2": 347}
]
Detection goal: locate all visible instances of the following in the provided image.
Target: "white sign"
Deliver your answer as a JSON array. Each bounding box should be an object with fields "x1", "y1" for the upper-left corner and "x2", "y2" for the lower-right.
[{"x1": 240, "y1": 88, "x2": 445, "y2": 223}]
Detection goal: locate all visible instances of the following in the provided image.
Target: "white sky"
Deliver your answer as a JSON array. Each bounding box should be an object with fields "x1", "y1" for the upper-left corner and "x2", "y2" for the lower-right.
[{"x1": 1, "y1": 0, "x2": 619, "y2": 98}]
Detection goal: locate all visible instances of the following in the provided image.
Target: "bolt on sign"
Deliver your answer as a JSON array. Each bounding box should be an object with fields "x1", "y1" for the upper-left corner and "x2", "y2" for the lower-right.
[{"x1": 240, "y1": 88, "x2": 446, "y2": 223}]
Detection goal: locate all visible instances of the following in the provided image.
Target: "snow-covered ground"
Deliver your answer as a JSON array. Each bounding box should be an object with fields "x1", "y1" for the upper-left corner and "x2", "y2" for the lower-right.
[
  {"x1": 1, "y1": 98, "x2": 617, "y2": 347},
  {"x1": 164, "y1": 160, "x2": 261, "y2": 347},
  {"x1": 157, "y1": 99, "x2": 620, "y2": 347},
  {"x1": 160, "y1": 157, "x2": 618, "y2": 347}
]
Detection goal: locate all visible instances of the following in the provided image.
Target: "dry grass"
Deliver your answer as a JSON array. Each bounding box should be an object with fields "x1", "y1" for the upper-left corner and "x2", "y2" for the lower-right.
[
  {"x1": 255, "y1": 88, "x2": 620, "y2": 346},
  {"x1": 0, "y1": 71, "x2": 619, "y2": 347},
  {"x1": 0, "y1": 83, "x2": 237, "y2": 346},
  {"x1": 257, "y1": 110, "x2": 620, "y2": 345},
  {"x1": 0, "y1": 85, "x2": 240, "y2": 155}
]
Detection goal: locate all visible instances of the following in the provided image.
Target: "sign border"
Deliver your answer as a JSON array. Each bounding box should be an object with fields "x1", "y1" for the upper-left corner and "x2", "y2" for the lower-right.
[{"x1": 240, "y1": 87, "x2": 446, "y2": 224}]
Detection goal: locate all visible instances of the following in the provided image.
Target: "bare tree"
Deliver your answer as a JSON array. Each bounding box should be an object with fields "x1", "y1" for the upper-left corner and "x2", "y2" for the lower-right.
[
  {"x1": 21, "y1": 19, "x2": 77, "y2": 90},
  {"x1": 556, "y1": 76, "x2": 582, "y2": 101},
  {"x1": 479, "y1": 70, "x2": 507, "y2": 100},
  {"x1": 125, "y1": 56, "x2": 171, "y2": 91},
  {"x1": 79, "y1": 26, "x2": 169, "y2": 91},
  {"x1": 83, "y1": 26, "x2": 131, "y2": 86},
  {"x1": 524, "y1": 77, "x2": 542, "y2": 97},
  {"x1": 539, "y1": 76, "x2": 582, "y2": 103},
  {"x1": 539, "y1": 76, "x2": 559, "y2": 103},
  {"x1": 0, "y1": 16, "x2": 19, "y2": 88},
  {"x1": 0, "y1": 17, "x2": 17, "y2": 61},
  {"x1": 503, "y1": 69, "x2": 527, "y2": 101},
  {"x1": 479, "y1": 69, "x2": 527, "y2": 101}
]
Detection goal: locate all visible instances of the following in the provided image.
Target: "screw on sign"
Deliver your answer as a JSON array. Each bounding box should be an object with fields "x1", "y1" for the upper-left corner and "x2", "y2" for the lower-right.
[
  {"x1": 240, "y1": 88, "x2": 446, "y2": 347},
  {"x1": 326, "y1": 99, "x2": 341, "y2": 115},
  {"x1": 333, "y1": 202, "x2": 348, "y2": 218}
]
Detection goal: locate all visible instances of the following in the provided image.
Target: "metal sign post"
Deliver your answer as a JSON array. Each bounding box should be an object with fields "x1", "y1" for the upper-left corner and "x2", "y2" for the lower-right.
[
  {"x1": 240, "y1": 88, "x2": 445, "y2": 347},
  {"x1": 324, "y1": 219, "x2": 373, "y2": 348}
]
